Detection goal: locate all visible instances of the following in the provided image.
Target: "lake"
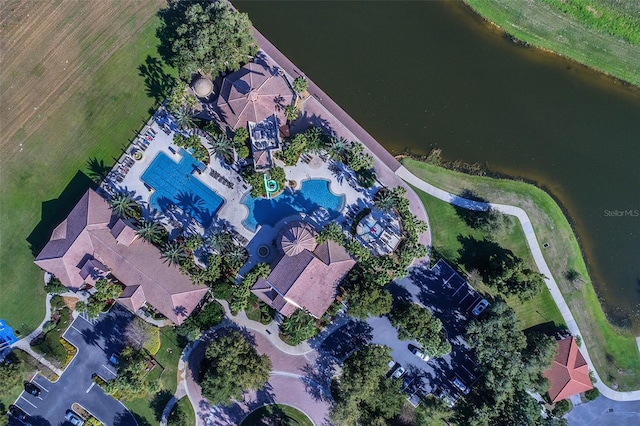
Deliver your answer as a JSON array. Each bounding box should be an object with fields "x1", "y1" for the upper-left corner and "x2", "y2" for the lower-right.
[{"x1": 234, "y1": 1, "x2": 640, "y2": 330}]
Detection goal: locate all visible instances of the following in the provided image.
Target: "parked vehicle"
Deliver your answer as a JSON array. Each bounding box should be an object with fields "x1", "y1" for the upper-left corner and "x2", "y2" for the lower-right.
[
  {"x1": 410, "y1": 346, "x2": 430, "y2": 362},
  {"x1": 391, "y1": 366, "x2": 406, "y2": 379},
  {"x1": 24, "y1": 382, "x2": 41, "y2": 397},
  {"x1": 471, "y1": 299, "x2": 489, "y2": 316},
  {"x1": 435, "y1": 388, "x2": 456, "y2": 408},
  {"x1": 451, "y1": 375, "x2": 470, "y2": 395},
  {"x1": 65, "y1": 410, "x2": 84, "y2": 426},
  {"x1": 9, "y1": 405, "x2": 27, "y2": 421}
]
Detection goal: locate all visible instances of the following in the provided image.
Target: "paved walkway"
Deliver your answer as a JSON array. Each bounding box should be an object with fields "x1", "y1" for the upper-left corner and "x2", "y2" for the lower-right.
[{"x1": 395, "y1": 166, "x2": 640, "y2": 401}]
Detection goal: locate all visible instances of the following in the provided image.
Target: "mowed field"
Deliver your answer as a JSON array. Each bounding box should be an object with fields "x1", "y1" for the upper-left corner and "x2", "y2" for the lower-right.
[
  {"x1": 463, "y1": 0, "x2": 640, "y2": 87},
  {"x1": 0, "y1": 0, "x2": 170, "y2": 334}
]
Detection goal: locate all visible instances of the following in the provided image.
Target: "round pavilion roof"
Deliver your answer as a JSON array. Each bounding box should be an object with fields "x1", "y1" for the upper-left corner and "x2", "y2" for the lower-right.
[
  {"x1": 192, "y1": 76, "x2": 213, "y2": 98},
  {"x1": 279, "y1": 221, "x2": 318, "y2": 257}
]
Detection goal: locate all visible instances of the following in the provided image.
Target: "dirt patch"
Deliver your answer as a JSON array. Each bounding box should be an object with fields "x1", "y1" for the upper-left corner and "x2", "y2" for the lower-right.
[{"x1": 62, "y1": 296, "x2": 79, "y2": 311}]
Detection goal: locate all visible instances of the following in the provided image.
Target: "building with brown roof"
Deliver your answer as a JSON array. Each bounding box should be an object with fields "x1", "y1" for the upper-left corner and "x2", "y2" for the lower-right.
[
  {"x1": 252, "y1": 221, "x2": 355, "y2": 318},
  {"x1": 216, "y1": 57, "x2": 294, "y2": 131},
  {"x1": 543, "y1": 336, "x2": 593, "y2": 402},
  {"x1": 34, "y1": 190, "x2": 208, "y2": 325}
]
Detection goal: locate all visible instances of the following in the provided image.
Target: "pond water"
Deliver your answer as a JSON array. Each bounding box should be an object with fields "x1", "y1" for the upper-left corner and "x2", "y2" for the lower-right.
[{"x1": 234, "y1": 1, "x2": 640, "y2": 329}]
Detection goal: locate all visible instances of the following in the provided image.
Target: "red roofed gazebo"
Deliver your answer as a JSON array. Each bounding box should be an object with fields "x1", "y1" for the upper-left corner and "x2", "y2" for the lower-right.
[{"x1": 543, "y1": 336, "x2": 593, "y2": 402}]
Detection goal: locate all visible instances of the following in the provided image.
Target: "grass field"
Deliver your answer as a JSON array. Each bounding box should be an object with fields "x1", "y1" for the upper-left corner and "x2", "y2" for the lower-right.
[
  {"x1": 241, "y1": 404, "x2": 313, "y2": 426},
  {"x1": 463, "y1": 0, "x2": 640, "y2": 87},
  {"x1": 403, "y1": 158, "x2": 640, "y2": 390},
  {"x1": 411, "y1": 185, "x2": 565, "y2": 330},
  {"x1": 167, "y1": 396, "x2": 196, "y2": 426},
  {"x1": 0, "y1": 0, "x2": 171, "y2": 334}
]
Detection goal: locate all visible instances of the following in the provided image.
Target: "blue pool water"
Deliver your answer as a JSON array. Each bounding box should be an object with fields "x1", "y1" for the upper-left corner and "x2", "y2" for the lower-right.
[
  {"x1": 141, "y1": 150, "x2": 224, "y2": 228},
  {"x1": 241, "y1": 179, "x2": 345, "y2": 231}
]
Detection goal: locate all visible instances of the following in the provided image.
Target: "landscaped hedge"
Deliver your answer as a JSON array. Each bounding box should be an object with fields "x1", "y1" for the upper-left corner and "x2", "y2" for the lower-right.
[{"x1": 143, "y1": 326, "x2": 161, "y2": 355}]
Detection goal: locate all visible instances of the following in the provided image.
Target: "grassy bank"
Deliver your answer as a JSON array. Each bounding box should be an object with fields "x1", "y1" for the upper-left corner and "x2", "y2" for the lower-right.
[
  {"x1": 403, "y1": 158, "x2": 640, "y2": 390},
  {"x1": 462, "y1": 0, "x2": 640, "y2": 87},
  {"x1": 0, "y1": 0, "x2": 171, "y2": 334},
  {"x1": 411, "y1": 185, "x2": 564, "y2": 330},
  {"x1": 241, "y1": 404, "x2": 313, "y2": 426}
]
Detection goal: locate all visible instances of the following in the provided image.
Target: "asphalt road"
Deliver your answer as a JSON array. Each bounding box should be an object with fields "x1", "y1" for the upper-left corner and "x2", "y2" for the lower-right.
[
  {"x1": 10, "y1": 305, "x2": 137, "y2": 426},
  {"x1": 566, "y1": 394, "x2": 640, "y2": 426}
]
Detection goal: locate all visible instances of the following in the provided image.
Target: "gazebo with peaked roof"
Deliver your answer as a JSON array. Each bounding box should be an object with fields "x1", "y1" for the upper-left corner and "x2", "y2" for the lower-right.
[
  {"x1": 216, "y1": 57, "x2": 294, "y2": 131},
  {"x1": 543, "y1": 336, "x2": 593, "y2": 402}
]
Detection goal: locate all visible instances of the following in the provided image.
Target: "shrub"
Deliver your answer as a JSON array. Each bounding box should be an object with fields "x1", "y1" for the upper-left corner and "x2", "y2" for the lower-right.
[
  {"x1": 60, "y1": 338, "x2": 77, "y2": 367},
  {"x1": 196, "y1": 302, "x2": 224, "y2": 329},
  {"x1": 143, "y1": 326, "x2": 161, "y2": 355},
  {"x1": 553, "y1": 399, "x2": 572, "y2": 417},
  {"x1": 584, "y1": 387, "x2": 600, "y2": 401},
  {"x1": 50, "y1": 295, "x2": 66, "y2": 310},
  {"x1": 211, "y1": 280, "x2": 235, "y2": 300},
  {"x1": 45, "y1": 278, "x2": 67, "y2": 295},
  {"x1": 292, "y1": 76, "x2": 308, "y2": 93}
]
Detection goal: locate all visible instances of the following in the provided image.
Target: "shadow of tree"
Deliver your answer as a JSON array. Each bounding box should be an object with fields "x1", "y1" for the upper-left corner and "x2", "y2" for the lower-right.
[
  {"x1": 138, "y1": 55, "x2": 175, "y2": 105},
  {"x1": 150, "y1": 389, "x2": 174, "y2": 422},
  {"x1": 301, "y1": 353, "x2": 336, "y2": 403},
  {"x1": 86, "y1": 157, "x2": 112, "y2": 184}
]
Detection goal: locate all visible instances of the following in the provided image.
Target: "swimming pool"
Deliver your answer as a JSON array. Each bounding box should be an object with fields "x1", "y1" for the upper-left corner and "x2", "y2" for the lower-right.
[
  {"x1": 141, "y1": 150, "x2": 224, "y2": 228},
  {"x1": 241, "y1": 179, "x2": 345, "y2": 232}
]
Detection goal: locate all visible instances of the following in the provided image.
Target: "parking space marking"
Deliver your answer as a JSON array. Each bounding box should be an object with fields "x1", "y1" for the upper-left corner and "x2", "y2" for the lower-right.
[
  {"x1": 33, "y1": 381, "x2": 49, "y2": 393},
  {"x1": 102, "y1": 364, "x2": 117, "y2": 376},
  {"x1": 19, "y1": 396, "x2": 37, "y2": 409},
  {"x1": 86, "y1": 382, "x2": 96, "y2": 393}
]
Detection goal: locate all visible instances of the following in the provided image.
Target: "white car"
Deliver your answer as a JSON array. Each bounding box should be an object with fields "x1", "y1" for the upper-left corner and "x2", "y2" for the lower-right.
[
  {"x1": 391, "y1": 366, "x2": 406, "y2": 379},
  {"x1": 410, "y1": 347, "x2": 430, "y2": 362},
  {"x1": 65, "y1": 410, "x2": 84, "y2": 426}
]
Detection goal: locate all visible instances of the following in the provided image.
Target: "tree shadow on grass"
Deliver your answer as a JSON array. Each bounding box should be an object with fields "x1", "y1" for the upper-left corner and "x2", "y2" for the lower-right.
[
  {"x1": 27, "y1": 171, "x2": 96, "y2": 256},
  {"x1": 138, "y1": 55, "x2": 175, "y2": 105},
  {"x1": 151, "y1": 389, "x2": 174, "y2": 422},
  {"x1": 86, "y1": 157, "x2": 112, "y2": 184}
]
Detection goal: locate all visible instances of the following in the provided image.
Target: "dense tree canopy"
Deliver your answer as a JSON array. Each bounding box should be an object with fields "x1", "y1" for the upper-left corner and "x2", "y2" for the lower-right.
[
  {"x1": 279, "y1": 309, "x2": 318, "y2": 345},
  {"x1": 199, "y1": 330, "x2": 271, "y2": 405},
  {"x1": 331, "y1": 345, "x2": 405, "y2": 426},
  {"x1": 159, "y1": 0, "x2": 258, "y2": 79},
  {"x1": 342, "y1": 266, "x2": 393, "y2": 319},
  {"x1": 104, "y1": 347, "x2": 157, "y2": 401},
  {"x1": 389, "y1": 302, "x2": 451, "y2": 357},
  {"x1": 457, "y1": 300, "x2": 558, "y2": 425}
]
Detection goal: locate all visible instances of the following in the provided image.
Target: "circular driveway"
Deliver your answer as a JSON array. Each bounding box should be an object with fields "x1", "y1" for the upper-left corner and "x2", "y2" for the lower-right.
[{"x1": 185, "y1": 327, "x2": 332, "y2": 426}]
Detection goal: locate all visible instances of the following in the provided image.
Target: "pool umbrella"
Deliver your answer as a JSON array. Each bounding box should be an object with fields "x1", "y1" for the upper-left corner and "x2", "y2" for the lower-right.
[{"x1": 279, "y1": 221, "x2": 318, "y2": 257}]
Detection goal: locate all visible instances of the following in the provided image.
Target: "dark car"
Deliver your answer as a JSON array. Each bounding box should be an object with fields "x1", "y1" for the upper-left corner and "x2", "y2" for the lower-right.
[
  {"x1": 8, "y1": 405, "x2": 27, "y2": 421},
  {"x1": 24, "y1": 382, "x2": 41, "y2": 397}
]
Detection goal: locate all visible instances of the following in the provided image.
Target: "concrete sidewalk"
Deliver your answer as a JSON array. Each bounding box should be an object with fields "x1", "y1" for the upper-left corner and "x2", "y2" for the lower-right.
[{"x1": 395, "y1": 166, "x2": 640, "y2": 401}]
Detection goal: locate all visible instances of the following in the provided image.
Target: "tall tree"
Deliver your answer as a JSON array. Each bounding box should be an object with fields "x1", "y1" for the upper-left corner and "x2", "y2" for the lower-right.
[
  {"x1": 136, "y1": 220, "x2": 165, "y2": 244},
  {"x1": 199, "y1": 330, "x2": 271, "y2": 405},
  {"x1": 224, "y1": 245, "x2": 248, "y2": 272},
  {"x1": 280, "y1": 309, "x2": 318, "y2": 345},
  {"x1": 389, "y1": 302, "x2": 451, "y2": 357},
  {"x1": 160, "y1": 1, "x2": 258, "y2": 79},
  {"x1": 108, "y1": 192, "x2": 138, "y2": 219},
  {"x1": 161, "y1": 241, "x2": 189, "y2": 267},
  {"x1": 172, "y1": 104, "x2": 195, "y2": 130},
  {"x1": 209, "y1": 134, "x2": 234, "y2": 164}
]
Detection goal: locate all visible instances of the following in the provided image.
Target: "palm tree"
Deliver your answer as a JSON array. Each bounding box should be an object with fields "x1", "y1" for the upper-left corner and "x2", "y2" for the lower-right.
[
  {"x1": 206, "y1": 230, "x2": 233, "y2": 254},
  {"x1": 373, "y1": 189, "x2": 397, "y2": 213},
  {"x1": 329, "y1": 137, "x2": 350, "y2": 163},
  {"x1": 172, "y1": 104, "x2": 195, "y2": 130},
  {"x1": 209, "y1": 134, "x2": 234, "y2": 164},
  {"x1": 109, "y1": 192, "x2": 138, "y2": 219},
  {"x1": 225, "y1": 245, "x2": 248, "y2": 271},
  {"x1": 136, "y1": 220, "x2": 165, "y2": 244},
  {"x1": 161, "y1": 242, "x2": 189, "y2": 267}
]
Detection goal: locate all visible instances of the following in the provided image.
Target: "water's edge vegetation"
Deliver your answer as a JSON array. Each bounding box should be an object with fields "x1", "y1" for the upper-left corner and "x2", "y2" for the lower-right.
[
  {"x1": 463, "y1": 0, "x2": 640, "y2": 87},
  {"x1": 403, "y1": 158, "x2": 640, "y2": 391}
]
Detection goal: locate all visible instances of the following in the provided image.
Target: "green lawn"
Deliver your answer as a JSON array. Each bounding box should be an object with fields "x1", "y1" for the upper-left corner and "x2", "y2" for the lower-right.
[
  {"x1": 0, "y1": 11, "x2": 175, "y2": 335},
  {"x1": 412, "y1": 185, "x2": 564, "y2": 330},
  {"x1": 403, "y1": 158, "x2": 640, "y2": 390},
  {"x1": 167, "y1": 396, "x2": 196, "y2": 426},
  {"x1": 463, "y1": 0, "x2": 640, "y2": 86},
  {"x1": 241, "y1": 404, "x2": 313, "y2": 426},
  {"x1": 123, "y1": 327, "x2": 184, "y2": 426}
]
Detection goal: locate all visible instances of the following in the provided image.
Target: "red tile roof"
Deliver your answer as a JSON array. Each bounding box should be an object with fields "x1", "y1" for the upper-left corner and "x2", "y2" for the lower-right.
[
  {"x1": 252, "y1": 222, "x2": 355, "y2": 318},
  {"x1": 543, "y1": 336, "x2": 593, "y2": 402},
  {"x1": 216, "y1": 59, "x2": 294, "y2": 130},
  {"x1": 34, "y1": 189, "x2": 207, "y2": 325}
]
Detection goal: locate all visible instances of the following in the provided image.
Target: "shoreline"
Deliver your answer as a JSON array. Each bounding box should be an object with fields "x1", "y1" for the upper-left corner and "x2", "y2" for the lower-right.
[{"x1": 461, "y1": 0, "x2": 640, "y2": 88}]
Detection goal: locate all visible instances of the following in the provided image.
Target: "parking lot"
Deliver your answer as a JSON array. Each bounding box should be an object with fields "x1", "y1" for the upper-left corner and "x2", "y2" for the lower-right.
[
  {"x1": 9, "y1": 305, "x2": 137, "y2": 426},
  {"x1": 319, "y1": 259, "x2": 486, "y2": 405}
]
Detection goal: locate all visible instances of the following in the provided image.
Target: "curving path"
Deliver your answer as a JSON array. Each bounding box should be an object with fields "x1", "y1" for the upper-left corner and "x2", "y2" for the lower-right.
[
  {"x1": 182, "y1": 323, "x2": 332, "y2": 426},
  {"x1": 395, "y1": 166, "x2": 640, "y2": 401}
]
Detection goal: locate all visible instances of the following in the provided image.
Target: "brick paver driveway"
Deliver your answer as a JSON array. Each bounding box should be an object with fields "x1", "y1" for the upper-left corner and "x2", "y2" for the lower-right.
[{"x1": 185, "y1": 327, "x2": 332, "y2": 426}]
